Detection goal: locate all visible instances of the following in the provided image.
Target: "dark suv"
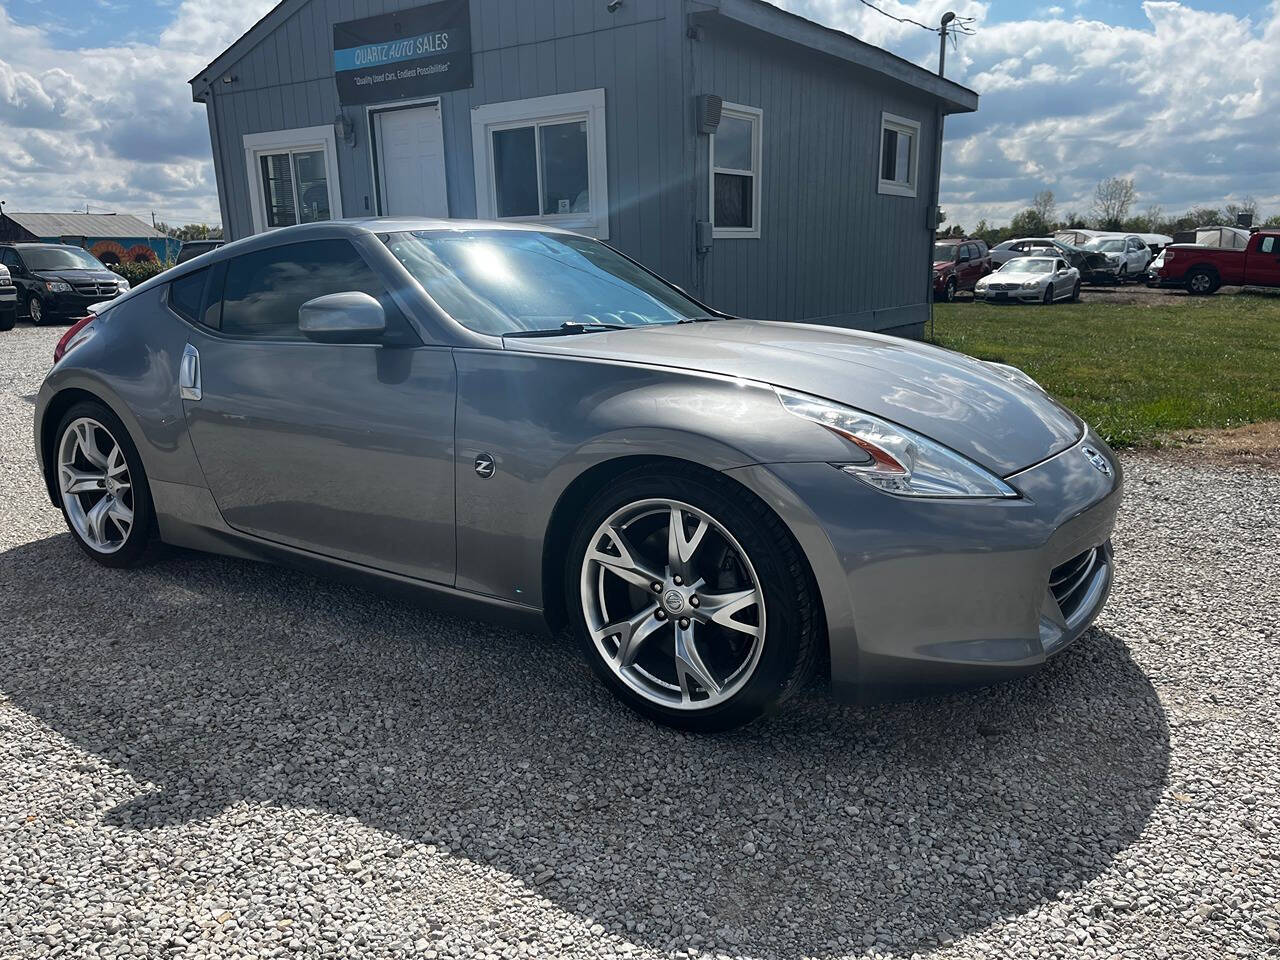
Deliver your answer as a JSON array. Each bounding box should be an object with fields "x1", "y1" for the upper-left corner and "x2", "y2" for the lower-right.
[
  {"x1": 933, "y1": 239, "x2": 992, "y2": 302},
  {"x1": 0, "y1": 243, "x2": 128, "y2": 325}
]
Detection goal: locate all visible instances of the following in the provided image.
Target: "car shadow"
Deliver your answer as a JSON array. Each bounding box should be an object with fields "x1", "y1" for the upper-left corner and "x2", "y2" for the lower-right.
[{"x1": 0, "y1": 534, "x2": 1169, "y2": 958}]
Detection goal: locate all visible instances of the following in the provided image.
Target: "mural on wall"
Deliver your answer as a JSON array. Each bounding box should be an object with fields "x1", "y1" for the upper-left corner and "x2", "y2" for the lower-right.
[{"x1": 90, "y1": 240, "x2": 158, "y2": 264}]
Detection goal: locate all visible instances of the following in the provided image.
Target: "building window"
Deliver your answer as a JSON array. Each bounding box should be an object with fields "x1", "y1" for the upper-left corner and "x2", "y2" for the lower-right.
[
  {"x1": 711, "y1": 103, "x2": 762, "y2": 239},
  {"x1": 243, "y1": 126, "x2": 343, "y2": 234},
  {"x1": 878, "y1": 112, "x2": 920, "y2": 198},
  {"x1": 471, "y1": 89, "x2": 609, "y2": 239}
]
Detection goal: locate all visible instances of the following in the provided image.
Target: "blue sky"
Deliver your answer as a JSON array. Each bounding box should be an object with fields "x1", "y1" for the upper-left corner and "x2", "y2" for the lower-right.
[{"x1": 2, "y1": 0, "x2": 1278, "y2": 228}]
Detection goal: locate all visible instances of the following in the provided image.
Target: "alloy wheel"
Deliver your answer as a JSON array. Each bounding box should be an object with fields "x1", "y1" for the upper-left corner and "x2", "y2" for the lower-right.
[
  {"x1": 29, "y1": 296, "x2": 43, "y2": 325},
  {"x1": 579, "y1": 498, "x2": 766, "y2": 711},
  {"x1": 57, "y1": 417, "x2": 135, "y2": 554}
]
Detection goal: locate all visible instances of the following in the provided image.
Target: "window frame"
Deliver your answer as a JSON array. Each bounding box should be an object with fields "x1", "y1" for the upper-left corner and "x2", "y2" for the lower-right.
[
  {"x1": 878, "y1": 112, "x2": 920, "y2": 198},
  {"x1": 243, "y1": 126, "x2": 343, "y2": 235},
  {"x1": 710, "y1": 102, "x2": 763, "y2": 240},
  {"x1": 470, "y1": 89, "x2": 609, "y2": 239}
]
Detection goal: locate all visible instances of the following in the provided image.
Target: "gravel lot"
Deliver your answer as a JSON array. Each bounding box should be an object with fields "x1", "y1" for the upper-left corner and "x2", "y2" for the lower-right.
[{"x1": 2, "y1": 321, "x2": 1277, "y2": 959}]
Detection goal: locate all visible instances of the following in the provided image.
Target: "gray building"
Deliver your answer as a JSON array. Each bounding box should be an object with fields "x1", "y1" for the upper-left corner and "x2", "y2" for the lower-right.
[{"x1": 192, "y1": 0, "x2": 977, "y2": 337}]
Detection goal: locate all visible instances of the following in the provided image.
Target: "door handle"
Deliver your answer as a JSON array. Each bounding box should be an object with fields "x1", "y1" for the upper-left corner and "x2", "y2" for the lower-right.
[{"x1": 179, "y1": 343, "x2": 202, "y2": 401}]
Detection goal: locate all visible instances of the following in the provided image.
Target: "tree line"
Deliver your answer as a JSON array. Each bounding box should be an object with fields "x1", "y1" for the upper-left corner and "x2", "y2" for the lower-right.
[{"x1": 941, "y1": 178, "x2": 1280, "y2": 246}]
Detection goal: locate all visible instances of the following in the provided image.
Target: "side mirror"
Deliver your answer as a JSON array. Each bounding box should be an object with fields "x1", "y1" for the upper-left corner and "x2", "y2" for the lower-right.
[{"x1": 298, "y1": 291, "x2": 386, "y2": 343}]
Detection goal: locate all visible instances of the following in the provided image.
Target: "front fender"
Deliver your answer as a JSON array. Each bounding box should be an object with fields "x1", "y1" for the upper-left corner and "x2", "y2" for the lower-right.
[{"x1": 451, "y1": 348, "x2": 842, "y2": 607}]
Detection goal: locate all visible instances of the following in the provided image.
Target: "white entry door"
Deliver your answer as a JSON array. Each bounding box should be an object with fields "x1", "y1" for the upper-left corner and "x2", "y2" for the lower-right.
[{"x1": 373, "y1": 103, "x2": 449, "y2": 217}]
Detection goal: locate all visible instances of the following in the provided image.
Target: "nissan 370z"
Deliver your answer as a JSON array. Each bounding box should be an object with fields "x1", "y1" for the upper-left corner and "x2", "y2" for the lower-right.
[{"x1": 33, "y1": 220, "x2": 1122, "y2": 731}]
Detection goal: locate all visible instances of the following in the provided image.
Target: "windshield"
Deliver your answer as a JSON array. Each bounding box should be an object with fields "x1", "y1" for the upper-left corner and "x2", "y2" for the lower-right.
[
  {"x1": 1000, "y1": 258, "x2": 1055, "y2": 274},
  {"x1": 932, "y1": 243, "x2": 958, "y2": 262},
  {"x1": 1084, "y1": 238, "x2": 1126, "y2": 252},
  {"x1": 385, "y1": 230, "x2": 707, "y2": 335},
  {"x1": 19, "y1": 247, "x2": 107, "y2": 271}
]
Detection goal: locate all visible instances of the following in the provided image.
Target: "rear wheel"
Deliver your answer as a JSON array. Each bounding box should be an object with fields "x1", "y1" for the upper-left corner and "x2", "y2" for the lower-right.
[
  {"x1": 1071, "y1": 280, "x2": 1081, "y2": 302},
  {"x1": 54, "y1": 401, "x2": 158, "y2": 567},
  {"x1": 567, "y1": 467, "x2": 819, "y2": 731},
  {"x1": 1186, "y1": 269, "x2": 1218, "y2": 295}
]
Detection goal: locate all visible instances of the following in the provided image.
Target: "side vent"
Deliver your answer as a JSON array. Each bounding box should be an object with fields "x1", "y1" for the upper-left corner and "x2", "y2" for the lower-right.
[{"x1": 696, "y1": 94, "x2": 723, "y2": 135}]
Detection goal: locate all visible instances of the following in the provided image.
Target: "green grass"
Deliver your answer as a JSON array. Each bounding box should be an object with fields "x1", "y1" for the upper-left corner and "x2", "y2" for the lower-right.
[{"x1": 929, "y1": 293, "x2": 1280, "y2": 448}]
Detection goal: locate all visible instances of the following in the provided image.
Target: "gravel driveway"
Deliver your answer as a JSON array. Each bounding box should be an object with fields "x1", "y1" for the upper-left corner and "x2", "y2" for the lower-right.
[{"x1": 1, "y1": 322, "x2": 1277, "y2": 959}]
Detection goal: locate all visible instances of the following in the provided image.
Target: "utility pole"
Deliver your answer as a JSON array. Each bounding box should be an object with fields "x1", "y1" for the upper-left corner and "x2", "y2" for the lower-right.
[{"x1": 926, "y1": 12, "x2": 956, "y2": 342}]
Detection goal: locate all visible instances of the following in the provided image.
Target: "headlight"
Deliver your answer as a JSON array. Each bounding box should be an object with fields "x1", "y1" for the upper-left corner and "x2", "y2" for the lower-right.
[
  {"x1": 46, "y1": 281, "x2": 73, "y2": 293},
  {"x1": 776, "y1": 389, "x2": 1018, "y2": 499},
  {"x1": 117, "y1": 278, "x2": 130, "y2": 291},
  {"x1": 1021, "y1": 280, "x2": 1041, "y2": 289}
]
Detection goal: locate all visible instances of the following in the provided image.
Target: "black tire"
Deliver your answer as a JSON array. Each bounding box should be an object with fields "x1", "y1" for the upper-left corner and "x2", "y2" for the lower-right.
[
  {"x1": 943, "y1": 278, "x2": 957, "y2": 303},
  {"x1": 1186, "y1": 269, "x2": 1218, "y2": 296},
  {"x1": 28, "y1": 294, "x2": 45, "y2": 325},
  {"x1": 566, "y1": 466, "x2": 821, "y2": 732},
  {"x1": 0, "y1": 309, "x2": 15, "y2": 332},
  {"x1": 53, "y1": 400, "x2": 160, "y2": 568},
  {"x1": 1071, "y1": 280, "x2": 1081, "y2": 302},
  {"x1": 1043, "y1": 284, "x2": 1054, "y2": 304},
  {"x1": 1118, "y1": 265, "x2": 1129, "y2": 285}
]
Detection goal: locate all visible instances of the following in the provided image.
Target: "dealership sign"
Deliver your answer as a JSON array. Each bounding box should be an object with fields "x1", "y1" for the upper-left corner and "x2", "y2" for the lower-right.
[{"x1": 333, "y1": 0, "x2": 473, "y2": 106}]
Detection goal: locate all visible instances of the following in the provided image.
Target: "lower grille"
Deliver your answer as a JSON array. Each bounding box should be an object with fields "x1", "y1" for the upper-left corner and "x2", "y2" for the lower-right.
[{"x1": 1050, "y1": 546, "x2": 1100, "y2": 621}]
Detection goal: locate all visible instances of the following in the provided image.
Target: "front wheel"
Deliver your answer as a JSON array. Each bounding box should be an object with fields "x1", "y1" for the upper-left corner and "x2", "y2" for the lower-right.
[
  {"x1": 0, "y1": 309, "x2": 15, "y2": 332},
  {"x1": 28, "y1": 294, "x2": 45, "y2": 325},
  {"x1": 54, "y1": 400, "x2": 158, "y2": 567},
  {"x1": 1117, "y1": 265, "x2": 1129, "y2": 285},
  {"x1": 1043, "y1": 284, "x2": 1054, "y2": 304},
  {"x1": 567, "y1": 468, "x2": 820, "y2": 731},
  {"x1": 942, "y1": 278, "x2": 957, "y2": 303}
]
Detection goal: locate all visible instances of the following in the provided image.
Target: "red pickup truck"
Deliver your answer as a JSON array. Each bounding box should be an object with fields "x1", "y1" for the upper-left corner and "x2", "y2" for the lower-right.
[{"x1": 1148, "y1": 229, "x2": 1280, "y2": 294}]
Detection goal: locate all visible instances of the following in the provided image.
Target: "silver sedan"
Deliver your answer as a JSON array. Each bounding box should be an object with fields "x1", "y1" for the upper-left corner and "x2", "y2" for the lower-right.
[
  {"x1": 32, "y1": 220, "x2": 1121, "y2": 731},
  {"x1": 976, "y1": 257, "x2": 1082, "y2": 304}
]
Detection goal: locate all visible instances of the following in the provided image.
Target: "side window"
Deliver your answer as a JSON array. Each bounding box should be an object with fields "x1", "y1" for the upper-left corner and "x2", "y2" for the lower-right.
[
  {"x1": 1262, "y1": 237, "x2": 1277, "y2": 254},
  {"x1": 219, "y1": 239, "x2": 417, "y2": 345},
  {"x1": 168, "y1": 268, "x2": 209, "y2": 324},
  {"x1": 0, "y1": 249, "x2": 17, "y2": 269}
]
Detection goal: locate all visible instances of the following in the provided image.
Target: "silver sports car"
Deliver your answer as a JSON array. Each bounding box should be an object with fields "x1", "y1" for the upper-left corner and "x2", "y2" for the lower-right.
[{"x1": 34, "y1": 219, "x2": 1122, "y2": 731}]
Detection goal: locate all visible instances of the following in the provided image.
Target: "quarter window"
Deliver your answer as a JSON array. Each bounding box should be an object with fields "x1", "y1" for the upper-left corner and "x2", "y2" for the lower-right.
[
  {"x1": 472, "y1": 89, "x2": 609, "y2": 239},
  {"x1": 168, "y1": 268, "x2": 209, "y2": 324},
  {"x1": 711, "y1": 103, "x2": 763, "y2": 238},
  {"x1": 878, "y1": 112, "x2": 920, "y2": 198},
  {"x1": 218, "y1": 240, "x2": 415, "y2": 345},
  {"x1": 1262, "y1": 237, "x2": 1276, "y2": 254}
]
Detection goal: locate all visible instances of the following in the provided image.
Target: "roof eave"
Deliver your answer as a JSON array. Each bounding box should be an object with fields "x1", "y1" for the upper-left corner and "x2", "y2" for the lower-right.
[{"x1": 691, "y1": 0, "x2": 979, "y2": 114}]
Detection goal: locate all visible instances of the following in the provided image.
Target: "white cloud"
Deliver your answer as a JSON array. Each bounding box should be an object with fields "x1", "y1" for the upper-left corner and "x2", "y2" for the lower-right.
[
  {"x1": 2, "y1": 0, "x2": 1277, "y2": 230},
  {"x1": 0, "y1": 0, "x2": 273, "y2": 225},
  {"x1": 776, "y1": 0, "x2": 1280, "y2": 227}
]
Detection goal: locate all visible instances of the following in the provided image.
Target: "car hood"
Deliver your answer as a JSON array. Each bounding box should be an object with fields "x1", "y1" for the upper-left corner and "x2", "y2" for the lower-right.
[
  {"x1": 32, "y1": 269, "x2": 118, "y2": 283},
  {"x1": 509, "y1": 320, "x2": 1082, "y2": 475},
  {"x1": 932, "y1": 260, "x2": 956, "y2": 271}
]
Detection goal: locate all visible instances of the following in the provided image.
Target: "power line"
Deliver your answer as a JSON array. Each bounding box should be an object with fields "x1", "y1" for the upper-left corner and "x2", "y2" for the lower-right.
[{"x1": 854, "y1": 0, "x2": 977, "y2": 41}]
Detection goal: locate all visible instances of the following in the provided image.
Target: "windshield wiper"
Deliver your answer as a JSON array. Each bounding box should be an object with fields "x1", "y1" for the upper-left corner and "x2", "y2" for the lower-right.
[{"x1": 505, "y1": 320, "x2": 631, "y2": 338}]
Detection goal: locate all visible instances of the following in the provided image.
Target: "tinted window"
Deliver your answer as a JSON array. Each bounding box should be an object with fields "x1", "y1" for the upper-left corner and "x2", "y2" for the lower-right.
[
  {"x1": 219, "y1": 240, "x2": 415, "y2": 344},
  {"x1": 19, "y1": 247, "x2": 105, "y2": 271},
  {"x1": 168, "y1": 268, "x2": 208, "y2": 323}
]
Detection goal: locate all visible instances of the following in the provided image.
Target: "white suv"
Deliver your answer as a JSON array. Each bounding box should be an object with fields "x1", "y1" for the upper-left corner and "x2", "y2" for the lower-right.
[{"x1": 1080, "y1": 235, "x2": 1152, "y2": 283}]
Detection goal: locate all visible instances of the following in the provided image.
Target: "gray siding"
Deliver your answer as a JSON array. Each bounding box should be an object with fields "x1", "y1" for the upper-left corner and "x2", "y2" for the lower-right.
[
  {"x1": 199, "y1": 0, "x2": 943, "y2": 334},
  {"x1": 688, "y1": 17, "x2": 938, "y2": 332}
]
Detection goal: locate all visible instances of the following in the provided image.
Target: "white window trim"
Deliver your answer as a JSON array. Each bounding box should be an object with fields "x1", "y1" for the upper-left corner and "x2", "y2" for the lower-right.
[
  {"x1": 470, "y1": 88, "x2": 609, "y2": 239},
  {"x1": 710, "y1": 102, "x2": 763, "y2": 240},
  {"x1": 878, "y1": 111, "x2": 920, "y2": 198},
  {"x1": 243, "y1": 125, "x2": 343, "y2": 234}
]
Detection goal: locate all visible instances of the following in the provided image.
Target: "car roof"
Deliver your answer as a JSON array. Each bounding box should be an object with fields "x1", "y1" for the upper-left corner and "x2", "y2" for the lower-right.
[{"x1": 2, "y1": 242, "x2": 82, "y2": 250}]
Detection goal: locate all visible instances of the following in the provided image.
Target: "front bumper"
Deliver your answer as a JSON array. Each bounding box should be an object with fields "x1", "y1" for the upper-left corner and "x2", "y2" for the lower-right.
[
  {"x1": 975, "y1": 286, "x2": 1044, "y2": 302},
  {"x1": 42, "y1": 291, "x2": 121, "y2": 317},
  {"x1": 727, "y1": 432, "x2": 1123, "y2": 701}
]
